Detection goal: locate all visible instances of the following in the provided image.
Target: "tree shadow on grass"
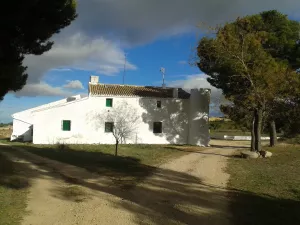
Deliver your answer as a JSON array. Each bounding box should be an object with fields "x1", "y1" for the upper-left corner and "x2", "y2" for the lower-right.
[
  {"x1": 229, "y1": 190, "x2": 300, "y2": 225},
  {"x1": 209, "y1": 144, "x2": 250, "y2": 149},
  {"x1": 164, "y1": 145, "x2": 239, "y2": 158},
  {"x1": 2, "y1": 144, "x2": 300, "y2": 225},
  {"x1": 19, "y1": 144, "x2": 154, "y2": 189},
  {"x1": 0, "y1": 146, "x2": 35, "y2": 189}
]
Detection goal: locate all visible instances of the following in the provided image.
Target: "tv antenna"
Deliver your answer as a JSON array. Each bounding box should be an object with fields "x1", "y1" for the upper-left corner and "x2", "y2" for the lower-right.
[{"x1": 160, "y1": 67, "x2": 166, "y2": 88}]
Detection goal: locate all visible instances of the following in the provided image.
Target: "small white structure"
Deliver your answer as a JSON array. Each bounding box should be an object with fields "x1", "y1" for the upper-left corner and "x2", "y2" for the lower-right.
[{"x1": 11, "y1": 76, "x2": 211, "y2": 146}]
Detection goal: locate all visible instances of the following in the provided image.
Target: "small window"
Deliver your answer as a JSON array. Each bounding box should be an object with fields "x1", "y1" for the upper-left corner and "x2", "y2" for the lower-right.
[
  {"x1": 62, "y1": 120, "x2": 71, "y2": 131},
  {"x1": 153, "y1": 122, "x2": 162, "y2": 134},
  {"x1": 106, "y1": 98, "x2": 113, "y2": 107},
  {"x1": 105, "y1": 122, "x2": 114, "y2": 133},
  {"x1": 157, "y1": 100, "x2": 161, "y2": 108}
]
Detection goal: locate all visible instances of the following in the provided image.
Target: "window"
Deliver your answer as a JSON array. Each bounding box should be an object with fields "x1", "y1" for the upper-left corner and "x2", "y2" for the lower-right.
[
  {"x1": 157, "y1": 100, "x2": 161, "y2": 108},
  {"x1": 105, "y1": 122, "x2": 114, "y2": 133},
  {"x1": 62, "y1": 120, "x2": 71, "y2": 131},
  {"x1": 153, "y1": 122, "x2": 162, "y2": 134},
  {"x1": 106, "y1": 98, "x2": 113, "y2": 107}
]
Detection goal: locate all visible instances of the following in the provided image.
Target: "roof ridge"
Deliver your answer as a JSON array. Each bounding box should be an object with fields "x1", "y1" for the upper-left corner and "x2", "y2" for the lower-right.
[
  {"x1": 89, "y1": 83, "x2": 176, "y2": 89},
  {"x1": 90, "y1": 83, "x2": 146, "y2": 88},
  {"x1": 89, "y1": 84, "x2": 190, "y2": 99}
]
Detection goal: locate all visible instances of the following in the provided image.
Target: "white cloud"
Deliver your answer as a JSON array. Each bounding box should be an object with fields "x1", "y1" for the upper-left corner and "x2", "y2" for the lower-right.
[
  {"x1": 14, "y1": 83, "x2": 73, "y2": 98},
  {"x1": 24, "y1": 33, "x2": 137, "y2": 84},
  {"x1": 63, "y1": 80, "x2": 84, "y2": 90},
  {"x1": 50, "y1": 68, "x2": 72, "y2": 72},
  {"x1": 15, "y1": 1, "x2": 300, "y2": 97},
  {"x1": 65, "y1": 0, "x2": 300, "y2": 45}
]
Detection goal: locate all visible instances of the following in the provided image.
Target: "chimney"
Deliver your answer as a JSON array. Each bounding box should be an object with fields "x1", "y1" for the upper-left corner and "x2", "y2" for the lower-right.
[
  {"x1": 90, "y1": 75, "x2": 99, "y2": 84},
  {"x1": 173, "y1": 88, "x2": 179, "y2": 98}
]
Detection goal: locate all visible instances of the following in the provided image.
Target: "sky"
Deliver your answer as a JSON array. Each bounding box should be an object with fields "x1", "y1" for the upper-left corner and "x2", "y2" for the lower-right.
[{"x1": 1, "y1": 0, "x2": 300, "y2": 123}]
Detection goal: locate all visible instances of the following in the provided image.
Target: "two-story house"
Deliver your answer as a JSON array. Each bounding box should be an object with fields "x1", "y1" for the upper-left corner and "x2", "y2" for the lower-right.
[{"x1": 11, "y1": 76, "x2": 211, "y2": 146}]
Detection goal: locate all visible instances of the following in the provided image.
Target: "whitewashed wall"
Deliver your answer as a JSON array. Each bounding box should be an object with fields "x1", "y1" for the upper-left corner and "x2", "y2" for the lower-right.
[
  {"x1": 12, "y1": 88, "x2": 210, "y2": 146},
  {"x1": 11, "y1": 118, "x2": 33, "y2": 142},
  {"x1": 10, "y1": 95, "x2": 83, "y2": 142},
  {"x1": 32, "y1": 96, "x2": 193, "y2": 145},
  {"x1": 188, "y1": 89, "x2": 210, "y2": 146}
]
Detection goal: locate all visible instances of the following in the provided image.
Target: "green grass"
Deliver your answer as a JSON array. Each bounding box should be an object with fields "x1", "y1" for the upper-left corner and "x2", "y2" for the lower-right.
[
  {"x1": 0, "y1": 151, "x2": 29, "y2": 225},
  {"x1": 4, "y1": 143, "x2": 188, "y2": 188},
  {"x1": 227, "y1": 144, "x2": 300, "y2": 225},
  {"x1": 26, "y1": 143, "x2": 187, "y2": 166}
]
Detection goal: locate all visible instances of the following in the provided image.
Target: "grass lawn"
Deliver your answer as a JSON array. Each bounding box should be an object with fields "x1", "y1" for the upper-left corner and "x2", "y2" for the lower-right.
[
  {"x1": 227, "y1": 144, "x2": 300, "y2": 225},
  {"x1": 1, "y1": 142, "x2": 190, "y2": 188},
  {"x1": 0, "y1": 149, "x2": 29, "y2": 225},
  {"x1": 20, "y1": 143, "x2": 188, "y2": 165}
]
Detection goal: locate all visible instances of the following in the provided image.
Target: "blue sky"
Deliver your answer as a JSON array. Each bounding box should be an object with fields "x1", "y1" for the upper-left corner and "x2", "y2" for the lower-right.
[{"x1": 1, "y1": 0, "x2": 300, "y2": 123}]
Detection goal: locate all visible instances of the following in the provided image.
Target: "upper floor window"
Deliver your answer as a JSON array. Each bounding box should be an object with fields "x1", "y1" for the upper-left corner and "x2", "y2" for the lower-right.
[{"x1": 106, "y1": 98, "x2": 113, "y2": 107}]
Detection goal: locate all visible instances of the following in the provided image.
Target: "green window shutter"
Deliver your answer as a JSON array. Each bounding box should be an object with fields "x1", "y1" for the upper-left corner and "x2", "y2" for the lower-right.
[
  {"x1": 106, "y1": 98, "x2": 113, "y2": 107},
  {"x1": 62, "y1": 120, "x2": 71, "y2": 131},
  {"x1": 153, "y1": 122, "x2": 162, "y2": 134},
  {"x1": 105, "y1": 122, "x2": 114, "y2": 132}
]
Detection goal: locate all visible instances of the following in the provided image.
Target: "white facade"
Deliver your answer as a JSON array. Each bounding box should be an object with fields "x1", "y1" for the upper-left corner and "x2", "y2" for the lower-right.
[{"x1": 11, "y1": 78, "x2": 210, "y2": 146}]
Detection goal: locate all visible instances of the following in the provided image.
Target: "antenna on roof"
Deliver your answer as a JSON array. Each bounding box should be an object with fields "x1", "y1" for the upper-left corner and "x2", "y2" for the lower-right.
[
  {"x1": 160, "y1": 67, "x2": 166, "y2": 88},
  {"x1": 123, "y1": 52, "x2": 127, "y2": 85}
]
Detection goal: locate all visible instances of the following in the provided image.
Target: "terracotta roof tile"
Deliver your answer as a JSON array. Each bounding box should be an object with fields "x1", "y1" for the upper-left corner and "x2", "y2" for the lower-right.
[{"x1": 89, "y1": 84, "x2": 190, "y2": 99}]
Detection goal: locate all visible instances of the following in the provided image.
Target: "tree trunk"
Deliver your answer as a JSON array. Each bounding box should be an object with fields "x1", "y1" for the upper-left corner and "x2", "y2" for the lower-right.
[
  {"x1": 254, "y1": 108, "x2": 263, "y2": 152},
  {"x1": 251, "y1": 113, "x2": 256, "y2": 151},
  {"x1": 115, "y1": 140, "x2": 119, "y2": 156},
  {"x1": 269, "y1": 120, "x2": 277, "y2": 147}
]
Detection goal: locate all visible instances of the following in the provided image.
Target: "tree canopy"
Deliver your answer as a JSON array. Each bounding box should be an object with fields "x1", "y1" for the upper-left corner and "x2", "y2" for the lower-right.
[
  {"x1": 197, "y1": 10, "x2": 300, "y2": 151},
  {"x1": 0, "y1": 0, "x2": 77, "y2": 100}
]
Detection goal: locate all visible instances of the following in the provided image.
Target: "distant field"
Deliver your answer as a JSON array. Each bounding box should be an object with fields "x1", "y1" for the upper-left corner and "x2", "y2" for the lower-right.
[
  {"x1": 209, "y1": 120, "x2": 272, "y2": 137},
  {"x1": 0, "y1": 126, "x2": 12, "y2": 139},
  {"x1": 209, "y1": 117, "x2": 231, "y2": 122}
]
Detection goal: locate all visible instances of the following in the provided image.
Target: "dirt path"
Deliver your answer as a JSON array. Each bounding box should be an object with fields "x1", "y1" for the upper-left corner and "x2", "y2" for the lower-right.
[{"x1": 2, "y1": 141, "x2": 241, "y2": 225}]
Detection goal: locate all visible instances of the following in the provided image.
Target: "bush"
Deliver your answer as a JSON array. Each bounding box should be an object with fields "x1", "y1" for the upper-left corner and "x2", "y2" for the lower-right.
[
  {"x1": 281, "y1": 135, "x2": 300, "y2": 145},
  {"x1": 56, "y1": 143, "x2": 69, "y2": 151}
]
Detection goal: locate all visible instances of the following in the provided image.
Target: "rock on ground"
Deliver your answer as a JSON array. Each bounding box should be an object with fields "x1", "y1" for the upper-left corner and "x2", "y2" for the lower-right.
[
  {"x1": 241, "y1": 151, "x2": 259, "y2": 159},
  {"x1": 259, "y1": 151, "x2": 273, "y2": 158}
]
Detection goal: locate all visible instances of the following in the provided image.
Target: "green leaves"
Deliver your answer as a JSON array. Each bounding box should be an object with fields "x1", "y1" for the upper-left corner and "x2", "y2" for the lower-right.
[
  {"x1": 198, "y1": 10, "x2": 300, "y2": 105},
  {"x1": 197, "y1": 10, "x2": 300, "y2": 145},
  {"x1": 0, "y1": 0, "x2": 78, "y2": 100}
]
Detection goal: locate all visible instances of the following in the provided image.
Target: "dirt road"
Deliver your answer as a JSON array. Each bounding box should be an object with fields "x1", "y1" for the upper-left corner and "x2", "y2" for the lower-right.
[{"x1": 3, "y1": 140, "x2": 241, "y2": 225}]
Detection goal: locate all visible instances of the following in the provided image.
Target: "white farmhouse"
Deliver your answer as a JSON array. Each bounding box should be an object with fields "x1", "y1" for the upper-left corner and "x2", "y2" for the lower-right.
[{"x1": 11, "y1": 76, "x2": 211, "y2": 146}]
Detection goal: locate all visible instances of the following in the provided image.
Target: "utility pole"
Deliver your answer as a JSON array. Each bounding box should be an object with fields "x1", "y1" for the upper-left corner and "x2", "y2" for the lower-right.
[{"x1": 123, "y1": 53, "x2": 127, "y2": 85}]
